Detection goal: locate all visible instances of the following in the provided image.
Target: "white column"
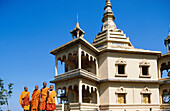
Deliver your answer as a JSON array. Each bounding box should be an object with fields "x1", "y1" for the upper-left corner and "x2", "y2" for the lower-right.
[
  {"x1": 96, "y1": 89, "x2": 99, "y2": 105},
  {"x1": 79, "y1": 79, "x2": 82, "y2": 103},
  {"x1": 60, "y1": 89, "x2": 62, "y2": 104},
  {"x1": 78, "y1": 44, "x2": 81, "y2": 69},
  {"x1": 89, "y1": 86, "x2": 91, "y2": 93},
  {"x1": 167, "y1": 44, "x2": 169, "y2": 52},
  {"x1": 95, "y1": 59, "x2": 98, "y2": 76},
  {"x1": 133, "y1": 87, "x2": 135, "y2": 103},
  {"x1": 55, "y1": 58, "x2": 58, "y2": 76},
  {"x1": 55, "y1": 95, "x2": 58, "y2": 105},
  {"x1": 55, "y1": 86, "x2": 58, "y2": 104},
  {"x1": 62, "y1": 103, "x2": 64, "y2": 111},
  {"x1": 77, "y1": 30, "x2": 80, "y2": 38}
]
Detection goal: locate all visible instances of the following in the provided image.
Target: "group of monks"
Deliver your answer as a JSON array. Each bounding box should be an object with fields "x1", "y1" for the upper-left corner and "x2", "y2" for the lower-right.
[{"x1": 19, "y1": 82, "x2": 57, "y2": 111}]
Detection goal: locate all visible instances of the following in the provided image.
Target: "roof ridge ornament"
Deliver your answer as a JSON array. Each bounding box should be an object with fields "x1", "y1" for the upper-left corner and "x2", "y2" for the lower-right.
[
  {"x1": 76, "y1": 13, "x2": 80, "y2": 28},
  {"x1": 104, "y1": 0, "x2": 112, "y2": 9},
  {"x1": 168, "y1": 24, "x2": 170, "y2": 36},
  {"x1": 70, "y1": 14, "x2": 85, "y2": 39},
  {"x1": 101, "y1": 0, "x2": 117, "y2": 31},
  {"x1": 164, "y1": 24, "x2": 170, "y2": 53}
]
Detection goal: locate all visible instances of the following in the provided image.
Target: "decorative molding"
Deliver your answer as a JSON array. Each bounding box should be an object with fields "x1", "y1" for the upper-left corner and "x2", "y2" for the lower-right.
[
  {"x1": 139, "y1": 59, "x2": 150, "y2": 66},
  {"x1": 139, "y1": 59, "x2": 151, "y2": 77},
  {"x1": 140, "y1": 87, "x2": 151, "y2": 94},
  {"x1": 115, "y1": 58, "x2": 127, "y2": 76},
  {"x1": 115, "y1": 86, "x2": 127, "y2": 94},
  {"x1": 139, "y1": 75, "x2": 151, "y2": 78},
  {"x1": 115, "y1": 57, "x2": 127, "y2": 65},
  {"x1": 115, "y1": 74, "x2": 128, "y2": 77}
]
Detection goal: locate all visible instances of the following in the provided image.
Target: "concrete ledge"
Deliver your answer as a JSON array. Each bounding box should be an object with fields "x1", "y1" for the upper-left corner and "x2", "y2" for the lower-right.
[
  {"x1": 100, "y1": 104, "x2": 160, "y2": 111},
  {"x1": 99, "y1": 79, "x2": 163, "y2": 84},
  {"x1": 50, "y1": 69, "x2": 99, "y2": 83}
]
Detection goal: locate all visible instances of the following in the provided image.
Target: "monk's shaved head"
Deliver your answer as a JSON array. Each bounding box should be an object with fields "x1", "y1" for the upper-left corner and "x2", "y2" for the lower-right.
[
  {"x1": 50, "y1": 85, "x2": 54, "y2": 90},
  {"x1": 50, "y1": 85, "x2": 53, "y2": 88},
  {"x1": 43, "y1": 82, "x2": 47, "y2": 87},
  {"x1": 24, "y1": 86, "x2": 28, "y2": 91},
  {"x1": 35, "y1": 85, "x2": 39, "y2": 90}
]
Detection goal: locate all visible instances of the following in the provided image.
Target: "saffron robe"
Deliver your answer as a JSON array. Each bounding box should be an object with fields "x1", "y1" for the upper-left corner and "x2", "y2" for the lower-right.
[
  {"x1": 19, "y1": 91, "x2": 30, "y2": 110},
  {"x1": 46, "y1": 90, "x2": 57, "y2": 110},
  {"x1": 47, "y1": 90, "x2": 57, "y2": 104},
  {"x1": 40, "y1": 87, "x2": 49, "y2": 110},
  {"x1": 31, "y1": 89, "x2": 40, "y2": 111}
]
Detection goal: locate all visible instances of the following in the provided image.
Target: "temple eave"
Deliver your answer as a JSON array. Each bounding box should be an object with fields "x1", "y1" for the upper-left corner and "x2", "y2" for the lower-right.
[{"x1": 50, "y1": 37, "x2": 99, "y2": 55}]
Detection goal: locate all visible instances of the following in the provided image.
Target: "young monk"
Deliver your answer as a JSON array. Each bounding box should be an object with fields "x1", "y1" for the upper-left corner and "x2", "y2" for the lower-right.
[
  {"x1": 46, "y1": 85, "x2": 57, "y2": 111},
  {"x1": 31, "y1": 85, "x2": 40, "y2": 111},
  {"x1": 19, "y1": 86, "x2": 30, "y2": 111},
  {"x1": 40, "y1": 82, "x2": 49, "y2": 111}
]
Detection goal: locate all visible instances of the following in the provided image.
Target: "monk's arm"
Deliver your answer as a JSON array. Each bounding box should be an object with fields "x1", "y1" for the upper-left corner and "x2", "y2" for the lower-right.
[
  {"x1": 45, "y1": 90, "x2": 49, "y2": 102},
  {"x1": 19, "y1": 93, "x2": 22, "y2": 105},
  {"x1": 28, "y1": 93, "x2": 30, "y2": 101},
  {"x1": 52, "y1": 91, "x2": 57, "y2": 98}
]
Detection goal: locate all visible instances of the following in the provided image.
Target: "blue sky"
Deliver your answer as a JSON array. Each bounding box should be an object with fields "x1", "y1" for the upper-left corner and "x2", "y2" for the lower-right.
[{"x1": 0, "y1": 0, "x2": 170, "y2": 110}]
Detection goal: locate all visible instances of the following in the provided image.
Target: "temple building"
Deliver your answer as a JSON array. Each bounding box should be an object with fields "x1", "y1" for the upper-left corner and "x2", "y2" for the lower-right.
[{"x1": 50, "y1": 0, "x2": 170, "y2": 110}]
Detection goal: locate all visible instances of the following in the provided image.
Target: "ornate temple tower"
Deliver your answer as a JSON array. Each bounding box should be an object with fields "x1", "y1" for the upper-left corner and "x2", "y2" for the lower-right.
[
  {"x1": 164, "y1": 25, "x2": 170, "y2": 54},
  {"x1": 93, "y1": 0, "x2": 133, "y2": 50},
  {"x1": 70, "y1": 15, "x2": 85, "y2": 39},
  {"x1": 49, "y1": 0, "x2": 170, "y2": 110},
  {"x1": 158, "y1": 26, "x2": 170, "y2": 109}
]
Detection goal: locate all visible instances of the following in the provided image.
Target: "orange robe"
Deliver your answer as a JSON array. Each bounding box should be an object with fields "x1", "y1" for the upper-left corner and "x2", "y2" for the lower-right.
[
  {"x1": 46, "y1": 90, "x2": 57, "y2": 110},
  {"x1": 40, "y1": 87, "x2": 49, "y2": 110},
  {"x1": 47, "y1": 90, "x2": 57, "y2": 104},
  {"x1": 19, "y1": 91, "x2": 30, "y2": 110},
  {"x1": 31, "y1": 89, "x2": 40, "y2": 111}
]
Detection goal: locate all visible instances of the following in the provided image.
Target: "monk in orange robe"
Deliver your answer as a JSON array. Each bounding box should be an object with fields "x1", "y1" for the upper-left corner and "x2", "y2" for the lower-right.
[
  {"x1": 46, "y1": 85, "x2": 57, "y2": 111},
  {"x1": 19, "y1": 86, "x2": 30, "y2": 111},
  {"x1": 40, "y1": 82, "x2": 49, "y2": 111},
  {"x1": 31, "y1": 85, "x2": 40, "y2": 111}
]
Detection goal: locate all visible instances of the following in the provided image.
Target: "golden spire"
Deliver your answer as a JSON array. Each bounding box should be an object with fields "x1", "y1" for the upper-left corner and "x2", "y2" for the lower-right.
[
  {"x1": 164, "y1": 24, "x2": 170, "y2": 53},
  {"x1": 70, "y1": 14, "x2": 85, "y2": 39},
  {"x1": 104, "y1": 0, "x2": 112, "y2": 9},
  {"x1": 101, "y1": 0, "x2": 116, "y2": 31},
  {"x1": 169, "y1": 24, "x2": 170, "y2": 36},
  {"x1": 76, "y1": 14, "x2": 80, "y2": 28}
]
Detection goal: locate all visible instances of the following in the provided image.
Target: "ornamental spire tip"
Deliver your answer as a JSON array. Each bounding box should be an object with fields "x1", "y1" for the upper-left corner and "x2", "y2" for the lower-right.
[{"x1": 76, "y1": 13, "x2": 80, "y2": 28}]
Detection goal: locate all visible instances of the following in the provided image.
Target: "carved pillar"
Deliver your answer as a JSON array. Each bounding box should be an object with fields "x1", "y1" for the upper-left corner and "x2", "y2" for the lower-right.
[
  {"x1": 60, "y1": 89, "x2": 62, "y2": 104},
  {"x1": 77, "y1": 30, "x2": 80, "y2": 38},
  {"x1": 95, "y1": 59, "x2": 98, "y2": 76},
  {"x1": 55, "y1": 57, "x2": 58, "y2": 76},
  {"x1": 55, "y1": 87, "x2": 58, "y2": 104},
  {"x1": 78, "y1": 79, "x2": 82, "y2": 103},
  {"x1": 158, "y1": 62, "x2": 161, "y2": 79},
  {"x1": 96, "y1": 88, "x2": 99, "y2": 105},
  {"x1": 78, "y1": 44, "x2": 81, "y2": 69}
]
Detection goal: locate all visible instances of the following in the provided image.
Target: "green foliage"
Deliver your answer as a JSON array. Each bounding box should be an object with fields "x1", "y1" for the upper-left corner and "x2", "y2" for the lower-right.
[{"x1": 0, "y1": 78, "x2": 13, "y2": 110}]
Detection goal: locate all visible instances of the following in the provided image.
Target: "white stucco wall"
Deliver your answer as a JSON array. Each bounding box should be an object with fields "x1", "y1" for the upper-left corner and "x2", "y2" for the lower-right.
[{"x1": 99, "y1": 52, "x2": 158, "y2": 80}]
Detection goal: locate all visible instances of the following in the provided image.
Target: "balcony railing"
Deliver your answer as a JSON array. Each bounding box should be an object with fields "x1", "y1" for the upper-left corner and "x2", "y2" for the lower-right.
[{"x1": 52, "y1": 69, "x2": 99, "y2": 83}]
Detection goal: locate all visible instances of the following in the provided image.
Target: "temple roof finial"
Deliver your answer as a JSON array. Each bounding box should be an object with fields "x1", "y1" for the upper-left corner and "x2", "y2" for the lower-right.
[
  {"x1": 101, "y1": 0, "x2": 117, "y2": 31},
  {"x1": 164, "y1": 24, "x2": 170, "y2": 53},
  {"x1": 104, "y1": 0, "x2": 112, "y2": 9},
  {"x1": 76, "y1": 13, "x2": 80, "y2": 28},
  {"x1": 169, "y1": 24, "x2": 170, "y2": 36},
  {"x1": 70, "y1": 14, "x2": 85, "y2": 39}
]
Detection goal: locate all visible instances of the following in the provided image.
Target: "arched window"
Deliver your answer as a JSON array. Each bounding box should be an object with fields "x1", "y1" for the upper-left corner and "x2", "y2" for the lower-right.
[
  {"x1": 162, "y1": 89, "x2": 170, "y2": 104},
  {"x1": 168, "y1": 43, "x2": 170, "y2": 51},
  {"x1": 115, "y1": 86, "x2": 127, "y2": 104},
  {"x1": 141, "y1": 87, "x2": 151, "y2": 104},
  {"x1": 115, "y1": 58, "x2": 127, "y2": 77},
  {"x1": 139, "y1": 59, "x2": 151, "y2": 78}
]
